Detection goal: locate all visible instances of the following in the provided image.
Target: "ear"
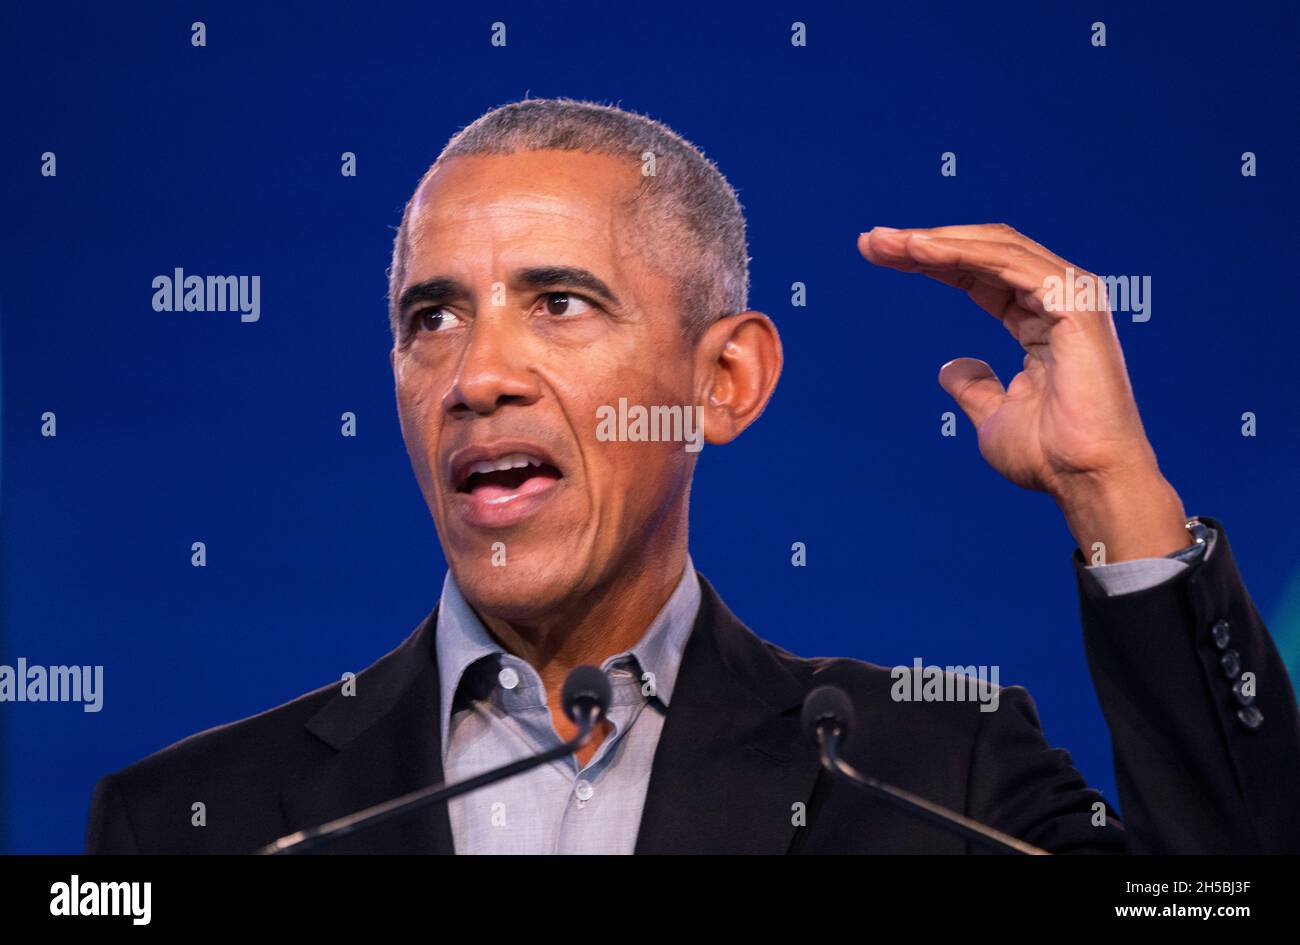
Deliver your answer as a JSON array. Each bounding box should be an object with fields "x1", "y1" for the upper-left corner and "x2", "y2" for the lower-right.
[{"x1": 694, "y1": 311, "x2": 783, "y2": 445}]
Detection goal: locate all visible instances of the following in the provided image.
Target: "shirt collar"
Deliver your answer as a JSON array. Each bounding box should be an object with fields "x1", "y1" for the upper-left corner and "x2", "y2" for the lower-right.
[{"x1": 434, "y1": 556, "x2": 701, "y2": 752}]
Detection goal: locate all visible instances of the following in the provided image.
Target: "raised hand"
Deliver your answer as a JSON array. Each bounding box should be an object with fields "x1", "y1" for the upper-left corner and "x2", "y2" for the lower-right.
[{"x1": 858, "y1": 224, "x2": 1190, "y2": 563}]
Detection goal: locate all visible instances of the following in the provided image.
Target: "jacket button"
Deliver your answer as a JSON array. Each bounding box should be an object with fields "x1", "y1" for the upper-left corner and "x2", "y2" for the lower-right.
[
  {"x1": 1231, "y1": 678, "x2": 1254, "y2": 706},
  {"x1": 1237, "y1": 705, "x2": 1264, "y2": 730},
  {"x1": 1219, "y1": 649, "x2": 1241, "y2": 679},
  {"x1": 1211, "y1": 619, "x2": 1231, "y2": 649}
]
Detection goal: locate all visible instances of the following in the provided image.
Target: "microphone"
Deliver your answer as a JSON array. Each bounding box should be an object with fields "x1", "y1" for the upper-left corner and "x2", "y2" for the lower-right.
[
  {"x1": 802, "y1": 685, "x2": 1049, "y2": 855},
  {"x1": 259, "y1": 664, "x2": 613, "y2": 855},
  {"x1": 563, "y1": 664, "x2": 613, "y2": 731}
]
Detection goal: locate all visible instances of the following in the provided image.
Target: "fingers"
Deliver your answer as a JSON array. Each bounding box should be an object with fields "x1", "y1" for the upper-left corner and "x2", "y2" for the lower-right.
[
  {"x1": 872, "y1": 223, "x2": 1072, "y2": 269},
  {"x1": 861, "y1": 230, "x2": 1058, "y2": 298},
  {"x1": 938, "y1": 357, "x2": 1006, "y2": 428},
  {"x1": 916, "y1": 266, "x2": 1021, "y2": 322},
  {"x1": 858, "y1": 226, "x2": 1119, "y2": 344}
]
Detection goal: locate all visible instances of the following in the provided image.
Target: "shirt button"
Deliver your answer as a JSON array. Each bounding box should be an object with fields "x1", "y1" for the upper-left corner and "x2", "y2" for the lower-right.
[
  {"x1": 498, "y1": 666, "x2": 520, "y2": 690},
  {"x1": 1211, "y1": 619, "x2": 1231, "y2": 650},
  {"x1": 574, "y1": 780, "x2": 594, "y2": 802}
]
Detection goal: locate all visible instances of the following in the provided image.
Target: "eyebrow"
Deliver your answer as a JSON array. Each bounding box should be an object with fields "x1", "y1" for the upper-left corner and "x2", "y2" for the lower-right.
[
  {"x1": 397, "y1": 266, "x2": 622, "y2": 314},
  {"x1": 397, "y1": 276, "x2": 467, "y2": 314},
  {"x1": 516, "y1": 266, "x2": 621, "y2": 308}
]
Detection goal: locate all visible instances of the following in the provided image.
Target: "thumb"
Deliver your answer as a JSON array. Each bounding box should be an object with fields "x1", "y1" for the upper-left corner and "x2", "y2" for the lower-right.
[{"x1": 939, "y1": 357, "x2": 1006, "y2": 428}]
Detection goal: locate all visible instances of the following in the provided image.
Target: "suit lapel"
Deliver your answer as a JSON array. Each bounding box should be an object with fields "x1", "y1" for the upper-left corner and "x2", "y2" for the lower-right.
[
  {"x1": 635, "y1": 575, "x2": 821, "y2": 854},
  {"x1": 278, "y1": 607, "x2": 456, "y2": 854},
  {"x1": 277, "y1": 576, "x2": 822, "y2": 855}
]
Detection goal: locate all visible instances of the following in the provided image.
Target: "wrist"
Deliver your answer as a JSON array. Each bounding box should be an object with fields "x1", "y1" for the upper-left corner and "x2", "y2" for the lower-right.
[{"x1": 1056, "y1": 469, "x2": 1190, "y2": 564}]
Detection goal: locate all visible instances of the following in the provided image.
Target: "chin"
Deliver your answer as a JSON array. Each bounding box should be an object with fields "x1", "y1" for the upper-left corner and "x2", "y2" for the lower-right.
[{"x1": 450, "y1": 557, "x2": 587, "y2": 623}]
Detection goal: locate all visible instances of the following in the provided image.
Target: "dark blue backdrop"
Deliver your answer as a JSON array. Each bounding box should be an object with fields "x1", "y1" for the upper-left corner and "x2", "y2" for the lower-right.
[{"x1": 3, "y1": 1, "x2": 1298, "y2": 853}]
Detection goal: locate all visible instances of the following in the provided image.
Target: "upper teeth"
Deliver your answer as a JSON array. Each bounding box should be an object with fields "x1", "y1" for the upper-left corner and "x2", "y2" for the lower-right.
[{"x1": 466, "y1": 453, "x2": 544, "y2": 478}]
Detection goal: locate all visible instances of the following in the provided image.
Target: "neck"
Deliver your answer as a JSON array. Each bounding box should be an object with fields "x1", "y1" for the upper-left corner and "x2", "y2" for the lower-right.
[{"x1": 476, "y1": 509, "x2": 689, "y2": 699}]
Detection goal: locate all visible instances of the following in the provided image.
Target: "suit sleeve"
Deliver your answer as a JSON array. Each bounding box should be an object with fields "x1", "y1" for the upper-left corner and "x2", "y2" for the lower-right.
[
  {"x1": 85, "y1": 773, "x2": 142, "y2": 854},
  {"x1": 965, "y1": 684, "x2": 1126, "y2": 854},
  {"x1": 1073, "y1": 517, "x2": 1300, "y2": 853}
]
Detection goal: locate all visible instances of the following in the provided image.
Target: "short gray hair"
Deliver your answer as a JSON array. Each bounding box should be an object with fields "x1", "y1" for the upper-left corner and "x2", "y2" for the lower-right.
[{"x1": 388, "y1": 97, "x2": 749, "y2": 339}]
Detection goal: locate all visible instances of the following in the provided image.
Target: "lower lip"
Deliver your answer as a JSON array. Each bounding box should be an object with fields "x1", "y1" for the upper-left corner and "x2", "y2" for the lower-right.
[{"x1": 448, "y1": 474, "x2": 565, "y2": 528}]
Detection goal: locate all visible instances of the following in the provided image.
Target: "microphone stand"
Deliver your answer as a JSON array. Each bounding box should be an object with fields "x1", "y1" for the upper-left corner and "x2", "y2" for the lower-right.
[
  {"x1": 815, "y1": 724, "x2": 1049, "y2": 856},
  {"x1": 260, "y1": 715, "x2": 597, "y2": 855}
]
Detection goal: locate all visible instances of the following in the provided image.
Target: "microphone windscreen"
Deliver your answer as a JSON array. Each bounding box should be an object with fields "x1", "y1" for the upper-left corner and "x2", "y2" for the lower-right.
[
  {"x1": 801, "y1": 685, "x2": 854, "y2": 745},
  {"x1": 562, "y1": 665, "x2": 612, "y2": 723}
]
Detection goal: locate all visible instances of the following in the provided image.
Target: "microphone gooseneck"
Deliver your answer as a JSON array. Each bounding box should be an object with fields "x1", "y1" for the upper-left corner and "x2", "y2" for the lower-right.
[
  {"x1": 803, "y1": 684, "x2": 1049, "y2": 856},
  {"x1": 260, "y1": 665, "x2": 611, "y2": 855}
]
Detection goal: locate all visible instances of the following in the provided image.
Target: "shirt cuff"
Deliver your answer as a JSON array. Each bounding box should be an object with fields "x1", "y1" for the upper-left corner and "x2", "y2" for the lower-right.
[
  {"x1": 1086, "y1": 556, "x2": 1190, "y2": 596},
  {"x1": 1083, "y1": 524, "x2": 1218, "y2": 597}
]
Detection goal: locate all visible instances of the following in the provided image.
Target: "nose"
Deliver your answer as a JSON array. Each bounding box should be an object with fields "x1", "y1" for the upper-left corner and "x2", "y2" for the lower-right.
[{"x1": 441, "y1": 314, "x2": 542, "y2": 417}]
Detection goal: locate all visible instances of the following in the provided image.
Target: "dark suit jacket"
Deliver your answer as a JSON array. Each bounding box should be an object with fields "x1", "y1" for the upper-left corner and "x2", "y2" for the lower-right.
[{"x1": 86, "y1": 519, "x2": 1300, "y2": 854}]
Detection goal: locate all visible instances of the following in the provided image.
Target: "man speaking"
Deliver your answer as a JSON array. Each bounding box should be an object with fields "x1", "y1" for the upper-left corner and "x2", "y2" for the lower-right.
[{"x1": 86, "y1": 98, "x2": 1300, "y2": 854}]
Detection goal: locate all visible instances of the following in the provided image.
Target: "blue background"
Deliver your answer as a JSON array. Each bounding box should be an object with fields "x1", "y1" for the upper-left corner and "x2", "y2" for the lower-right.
[{"x1": 3, "y1": 1, "x2": 1299, "y2": 853}]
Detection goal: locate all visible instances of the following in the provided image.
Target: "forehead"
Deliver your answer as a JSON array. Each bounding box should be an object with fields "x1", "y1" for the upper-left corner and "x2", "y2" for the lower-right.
[{"x1": 403, "y1": 150, "x2": 650, "y2": 281}]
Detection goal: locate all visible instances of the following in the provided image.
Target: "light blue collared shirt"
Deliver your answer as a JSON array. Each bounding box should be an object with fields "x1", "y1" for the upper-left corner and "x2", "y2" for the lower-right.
[{"x1": 435, "y1": 557, "x2": 700, "y2": 854}]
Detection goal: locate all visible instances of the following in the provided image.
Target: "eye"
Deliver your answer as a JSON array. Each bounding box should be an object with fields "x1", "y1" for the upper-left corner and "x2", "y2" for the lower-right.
[
  {"x1": 412, "y1": 306, "x2": 462, "y2": 333},
  {"x1": 538, "y1": 292, "x2": 594, "y2": 318}
]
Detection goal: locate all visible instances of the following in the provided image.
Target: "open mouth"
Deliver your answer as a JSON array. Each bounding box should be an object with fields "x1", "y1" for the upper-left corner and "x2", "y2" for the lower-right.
[{"x1": 453, "y1": 452, "x2": 564, "y2": 505}]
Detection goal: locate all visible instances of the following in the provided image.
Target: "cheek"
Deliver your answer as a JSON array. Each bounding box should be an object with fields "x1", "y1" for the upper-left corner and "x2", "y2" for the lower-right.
[
  {"x1": 556, "y1": 349, "x2": 696, "y2": 472},
  {"x1": 395, "y1": 384, "x2": 425, "y2": 440},
  {"x1": 587, "y1": 423, "x2": 691, "y2": 499},
  {"x1": 395, "y1": 351, "x2": 443, "y2": 415},
  {"x1": 588, "y1": 442, "x2": 691, "y2": 545},
  {"x1": 553, "y1": 336, "x2": 694, "y2": 423},
  {"x1": 395, "y1": 370, "x2": 444, "y2": 467}
]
